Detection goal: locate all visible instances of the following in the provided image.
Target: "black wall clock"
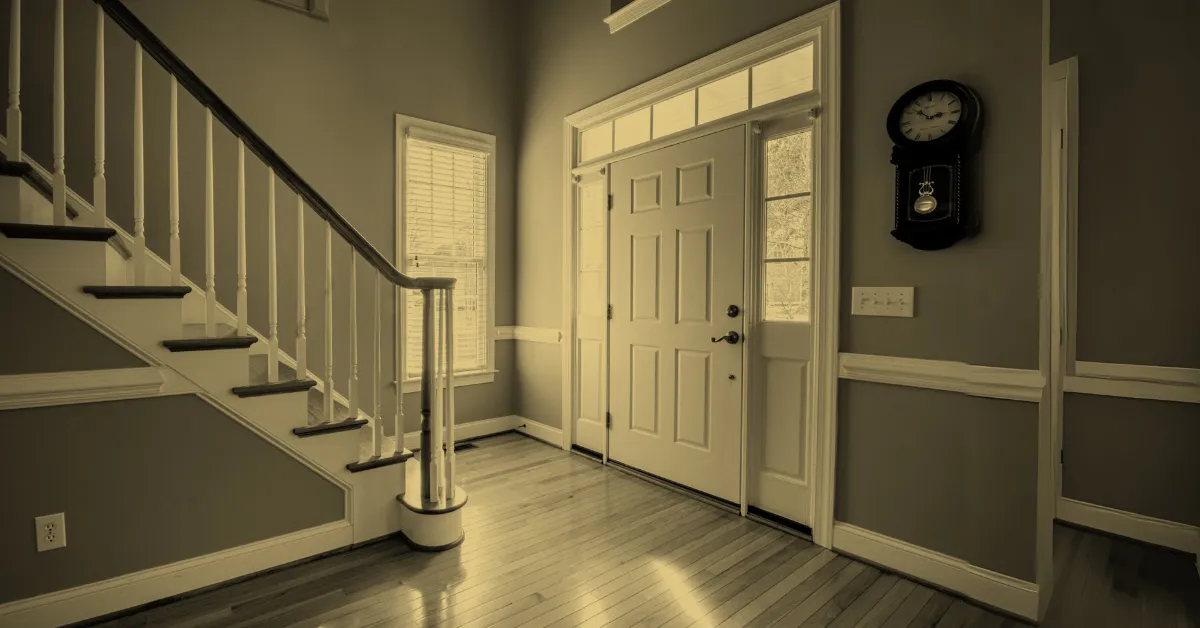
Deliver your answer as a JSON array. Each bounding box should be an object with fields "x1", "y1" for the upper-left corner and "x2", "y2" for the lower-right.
[{"x1": 886, "y1": 80, "x2": 983, "y2": 250}]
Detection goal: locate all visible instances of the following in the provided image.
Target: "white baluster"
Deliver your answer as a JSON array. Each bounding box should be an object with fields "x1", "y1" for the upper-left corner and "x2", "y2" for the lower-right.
[
  {"x1": 92, "y1": 4, "x2": 105, "y2": 226},
  {"x1": 372, "y1": 271, "x2": 382, "y2": 458},
  {"x1": 323, "y1": 222, "x2": 334, "y2": 423},
  {"x1": 52, "y1": 0, "x2": 65, "y2": 226},
  {"x1": 204, "y1": 109, "x2": 216, "y2": 336},
  {"x1": 432, "y1": 289, "x2": 444, "y2": 501},
  {"x1": 349, "y1": 252, "x2": 359, "y2": 426},
  {"x1": 133, "y1": 42, "x2": 145, "y2": 284},
  {"x1": 236, "y1": 139, "x2": 247, "y2": 335},
  {"x1": 6, "y1": 0, "x2": 21, "y2": 162},
  {"x1": 267, "y1": 172, "x2": 279, "y2": 383},
  {"x1": 296, "y1": 196, "x2": 307, "y2": 382},
  {"x1": 445, "y1": 288, "x2": 456, "y2": 500},
  {"x1": 168, "y1": 76, "x2": 179, "y2": 285},
  {"x1": 393, "y1": 285, "x2": 402, "y2": 456}
]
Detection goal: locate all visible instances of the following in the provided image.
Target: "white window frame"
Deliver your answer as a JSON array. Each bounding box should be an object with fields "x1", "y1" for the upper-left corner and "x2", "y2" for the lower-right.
[
  {"x1": 760, "y1": 124, "x2": 815, "y2": 323},
  {"x1": 395, "y1": 114, "x2": 497, "y2": 393}
]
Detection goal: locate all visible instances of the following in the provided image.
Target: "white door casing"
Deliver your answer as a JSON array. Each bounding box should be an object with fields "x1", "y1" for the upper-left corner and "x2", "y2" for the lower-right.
[
  {"x1": 574, "y1": 167, "x2": 609, "y2": 456},
  {"x1": 608, "y1": 126, "x2": 746, "y2": 503},
  {"x1": 748, "y1": 116, "x2": 816, "y2": 525}
]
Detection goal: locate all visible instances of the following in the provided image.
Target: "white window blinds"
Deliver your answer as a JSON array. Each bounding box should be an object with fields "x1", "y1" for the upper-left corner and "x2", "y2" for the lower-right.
[{"x1": 404, "y1": 137, "x2": 489, "y2": 379}]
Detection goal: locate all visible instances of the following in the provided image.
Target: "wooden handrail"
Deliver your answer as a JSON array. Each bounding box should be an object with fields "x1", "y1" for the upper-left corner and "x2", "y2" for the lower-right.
[{"x1": 94, "y1": 0, "x2": 454, "y2": 291}]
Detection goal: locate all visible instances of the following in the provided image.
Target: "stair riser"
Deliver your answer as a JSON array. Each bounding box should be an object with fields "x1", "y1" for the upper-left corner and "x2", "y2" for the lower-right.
[
  {"x1": 86, "y1": 299, "x2": 185, "y2": 348},
  {"x1": 228, "y1": 393, "x2": 367, "y2": 474},
  {"x1": 0, "y1": 177, "x2": 49, "y2": 224},
  {"x1": 166, "y1": 349, "x2": 253, "y2": 395},
  {"x1": 0, "y1": 238, "x2": 109, "y2": 289},
  {"x1": 353, "y1": 467, "x2": 407, "y2": 542}
]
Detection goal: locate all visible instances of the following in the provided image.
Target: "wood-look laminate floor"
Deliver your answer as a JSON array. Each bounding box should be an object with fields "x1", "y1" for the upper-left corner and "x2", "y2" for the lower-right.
[{"x1": 85, "y1": 434, "x2": 1189, "y2": 628}]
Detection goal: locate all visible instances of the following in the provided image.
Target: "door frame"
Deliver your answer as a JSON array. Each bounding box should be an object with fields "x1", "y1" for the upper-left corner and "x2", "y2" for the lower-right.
[{"x1": 560, "y1": 2, "x2": 842, "y2": 547}]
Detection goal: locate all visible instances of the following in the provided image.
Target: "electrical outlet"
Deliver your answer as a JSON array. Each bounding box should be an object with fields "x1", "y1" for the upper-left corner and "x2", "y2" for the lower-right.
[
  {"x1": 35, "y1": 513, "x2": 66, "y2": 552},
  {"x1": 851, "y1": 287, "x2": 915, "y2": 317}
]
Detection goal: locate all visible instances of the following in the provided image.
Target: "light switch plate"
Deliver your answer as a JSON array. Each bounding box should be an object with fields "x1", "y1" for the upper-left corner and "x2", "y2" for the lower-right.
[{"x1": 851, "y1": 287, "x2": 914, "y2": 317}]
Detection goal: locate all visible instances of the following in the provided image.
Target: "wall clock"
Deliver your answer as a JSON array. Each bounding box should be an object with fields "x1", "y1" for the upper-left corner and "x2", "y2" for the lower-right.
[{"x1": 886, "y1": 80, "x2": 983, "y2": 250}]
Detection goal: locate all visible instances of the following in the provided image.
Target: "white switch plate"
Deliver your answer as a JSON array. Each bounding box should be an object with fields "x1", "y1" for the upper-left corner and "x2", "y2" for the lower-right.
[
  {"x1": 851, "y1": 287, "x2": 914, "y2": 317},
  {"x1": 35, "y1": 513, "x2": 66, "y2": 552}
]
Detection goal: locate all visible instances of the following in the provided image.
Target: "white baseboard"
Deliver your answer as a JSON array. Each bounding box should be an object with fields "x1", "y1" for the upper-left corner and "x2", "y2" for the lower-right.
[
  {"x1": 402, "y1": 415, "x2": 522, "y2": 451},
  {"x1": 832, "y1": 522, "x2": 1039, "y2": 620},
  {"x1": 515, "y1": 417, "x2": 564, "y2": 447},
  {"x1": 1057, "y1": 497, "x2": 1200, "y2": 557},
  {"x1": 0, "y1": 521, "x2": 352, "y2": 628}
]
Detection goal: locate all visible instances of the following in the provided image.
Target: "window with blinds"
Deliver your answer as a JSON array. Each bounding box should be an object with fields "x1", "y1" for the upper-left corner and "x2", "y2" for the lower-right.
[{"x1": 404, "y1": 136, "x2": 490, "y2": 380}]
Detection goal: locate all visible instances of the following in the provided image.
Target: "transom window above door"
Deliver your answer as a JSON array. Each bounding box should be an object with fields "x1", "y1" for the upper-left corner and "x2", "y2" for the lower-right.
[
  {"x1": 762, "y1": 128, "x2": 813, "y2": 322},
  {"x1": 579, "y1": 43, "x2": 816, "y2": 163}
]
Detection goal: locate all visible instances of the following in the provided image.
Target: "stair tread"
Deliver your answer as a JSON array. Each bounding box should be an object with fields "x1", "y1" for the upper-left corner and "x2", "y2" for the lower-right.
[
  {"x1": 163, "y1": 336, "x2": 258, "y2": 352},
  {"x1": 292, "y1": 418, "x2": 368, "y2": 438},
  {"x1": 346, "y1": 450, "x2": 414, "y2": 473},
  {"x1": 231, "y1": 379, "x2": 317, "y2": 398},
  {"x1": 0, "y1": 223, "x2": 116, "y2": 242},
  {"x1": 83, "y1": 285, "x2": 192, "y2": 299}
]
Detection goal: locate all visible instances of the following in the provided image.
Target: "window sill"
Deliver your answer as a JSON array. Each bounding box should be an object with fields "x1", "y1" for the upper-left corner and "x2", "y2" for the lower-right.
[{"x1": 392, "y1": 370, "x2": 497, "y2": 394}]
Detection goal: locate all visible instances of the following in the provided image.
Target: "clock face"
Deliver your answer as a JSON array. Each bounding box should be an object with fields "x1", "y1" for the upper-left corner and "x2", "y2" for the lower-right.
[{"x1": 898, "y1": 90, "x2": 962, "y2": 142}]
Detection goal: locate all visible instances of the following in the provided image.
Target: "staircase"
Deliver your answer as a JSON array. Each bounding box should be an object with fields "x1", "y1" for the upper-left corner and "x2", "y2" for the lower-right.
[{"x1": 0, "y1": 1, "x2": 466, "y2": 620}]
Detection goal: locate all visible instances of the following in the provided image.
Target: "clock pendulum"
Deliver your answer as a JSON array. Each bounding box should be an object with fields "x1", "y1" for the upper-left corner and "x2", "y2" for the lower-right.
[{"x1": 914, "y1": 165, "x2": 937, "y2": 214}]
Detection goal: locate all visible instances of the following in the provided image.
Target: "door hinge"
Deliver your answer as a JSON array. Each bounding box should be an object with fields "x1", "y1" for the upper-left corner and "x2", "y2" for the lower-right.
[
  {"x1": 1060, "y1": 449, "x2": 1064, "y2": 464},
  {"x1": 606, "y1": 412, "x2": 612, "y2": 429},
  {"x1": 607, "y1": 304, "x2": 613, "y2": 320},
  {"x1": 608, "y1": 194, "x2": 613, "y2": 210},
  {"x1": 1060, "y1": 129, "x2": 1064, "y2": 149}
]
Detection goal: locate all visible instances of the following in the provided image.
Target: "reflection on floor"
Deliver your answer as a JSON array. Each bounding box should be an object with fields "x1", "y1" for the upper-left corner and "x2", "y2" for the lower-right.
[{"x1": 89, "y1": 432, "x2": 1193, "y2": 627}]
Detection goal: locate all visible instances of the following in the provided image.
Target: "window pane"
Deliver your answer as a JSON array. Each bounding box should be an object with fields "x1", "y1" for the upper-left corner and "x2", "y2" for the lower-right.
[
  {"x1": 764, "y1": 260, "x2": 810, "y2": 322},
  {"x1": 614, "y1": 107, "x2": 651, "y2": 151},
  {"x1": 652, "y1": 91, "x2": 697, "y2": 139},
  {"x1": 581, "y1": 121, "x2": 613, "y2": 162},
  {"x1": 752, "y1": 44, "x2": 815, "y2": 107},
  {"x1": 765, "y1": 196, "x2": 811, "y2": 259},
  {"x1": 766, "y1": 129, "x2": 812, "y2": 197},
  {"x1": 698, "y1": 70, "x2": 749, "y2": 125}
]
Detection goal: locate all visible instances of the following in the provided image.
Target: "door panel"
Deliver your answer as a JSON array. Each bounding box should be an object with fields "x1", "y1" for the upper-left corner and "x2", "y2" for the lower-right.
[
  {"x1": 609, "y1": 126, "x2": 746, "y2": 503},
  {"x1": 749, "y1": 116, "x2": 814, "y2": 525},
  {"x1": 574, "y1": 169, "x2": 608, "y2": 454}
]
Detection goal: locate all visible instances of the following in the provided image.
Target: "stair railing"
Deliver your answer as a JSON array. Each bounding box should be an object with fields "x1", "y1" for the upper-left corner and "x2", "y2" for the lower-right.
[{"x1": 5, "y1": 0, "x2": 458, "y2": 504}]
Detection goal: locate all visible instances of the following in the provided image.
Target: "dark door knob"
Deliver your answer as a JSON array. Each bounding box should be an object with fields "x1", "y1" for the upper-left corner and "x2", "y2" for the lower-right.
[
  {"x1": 727, "y1": 305, "x2": 740, "y2": 318},
  {"x1": 710, "y1": 331, "x2": 740, "y2": 345}
]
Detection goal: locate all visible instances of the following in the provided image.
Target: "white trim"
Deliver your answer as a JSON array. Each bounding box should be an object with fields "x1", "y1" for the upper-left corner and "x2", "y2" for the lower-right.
[
  {"x1": 402, "y1": 414, "x2": 521, "y2": 451},
  {"x1": 1058, "y1": 497, "x2": 1200, "y2": 557},
  {"x1": 0, "y1": 367, "x2": 176, "y2": 410},
  {"x1": 1075, "y1": 361, "x2": 1200, "y2": 387},
  {"x1": 394, "y1": 114, "x2": 497, "y2": 386},
  {"x1": 398, "y1": 370, "x2": 496, "y2": 395},
  {"x1": 561, "y1": 117, "x2": 577, "y2": 453},
  {"x1": 1065, "y1": 371, "x2": 1200, "y2": 404},
  {"x1": 603, "y1": 0, "x2": 672, "y2": 33},
  {"x1": 809, "y1": 4, "x2": 841, "y2": 549},
  {"x1": 832, "y1": 523, "x2": 1039, "y2": 621},
  {"x1": 838, "y1": 353, "x2": 1045, "y2": 403},
  {"x1": 0, "y1": 521, "x2": 352, "y2": 628},
  {"x1": 567, "y1": 6, "x2": 833, "y2": 130},
  {"x1": 516, "y1": 417, "x2": 565, "y2": 448},
  {"x1": 495, "y1": 325, "x2": 562, "y2": 344}
]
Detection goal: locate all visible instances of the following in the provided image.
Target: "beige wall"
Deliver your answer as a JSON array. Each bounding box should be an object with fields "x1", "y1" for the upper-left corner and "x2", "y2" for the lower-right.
[
  {"x1": 0, "y1": 395, "x2": 344, "y2": 604},
  {"x1": 0, "y1": 0, "x2": 521, "y2": 424},
  {"x1": 1051, "y1": 0, "x2": 1200, "y2": 370},
  {"x1": 837, "y1": 381, "x2": 1039, "y2": 581},
  {"x1": 1062, "y1": 394, "x2": 1200, "y2": 527},
  {"x1": 1050, "y1": 0, "x2": 1200, "y2": 527},
  {"x1": 0, "y1": 271, "x2": 146, "y2": 375}
]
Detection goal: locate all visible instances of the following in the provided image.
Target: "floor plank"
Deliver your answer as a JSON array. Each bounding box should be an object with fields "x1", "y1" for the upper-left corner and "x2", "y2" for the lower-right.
[{"x1": 83, "y1": 434, "x2": 1194, "y2": 628}]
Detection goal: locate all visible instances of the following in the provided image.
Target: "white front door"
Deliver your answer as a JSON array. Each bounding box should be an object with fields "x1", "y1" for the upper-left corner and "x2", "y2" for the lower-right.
[
  {"x1": 573, "y1": 168, "x2": 609, "y2": 456},
  {"x1": 749, "y1": 116, "x2": 816, "y2": 525},
  {"x1": 608, "y1": 126, "x2": 746, "y2": 503}
]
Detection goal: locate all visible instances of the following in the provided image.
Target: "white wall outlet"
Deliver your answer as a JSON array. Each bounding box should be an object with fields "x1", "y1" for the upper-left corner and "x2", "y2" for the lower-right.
[
  {"x1": 35, "y1": 513, "x2": 66, "y2": 552},
  {"x1": 851, "y1": 287, "x2": 915, "y2": 317}
]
